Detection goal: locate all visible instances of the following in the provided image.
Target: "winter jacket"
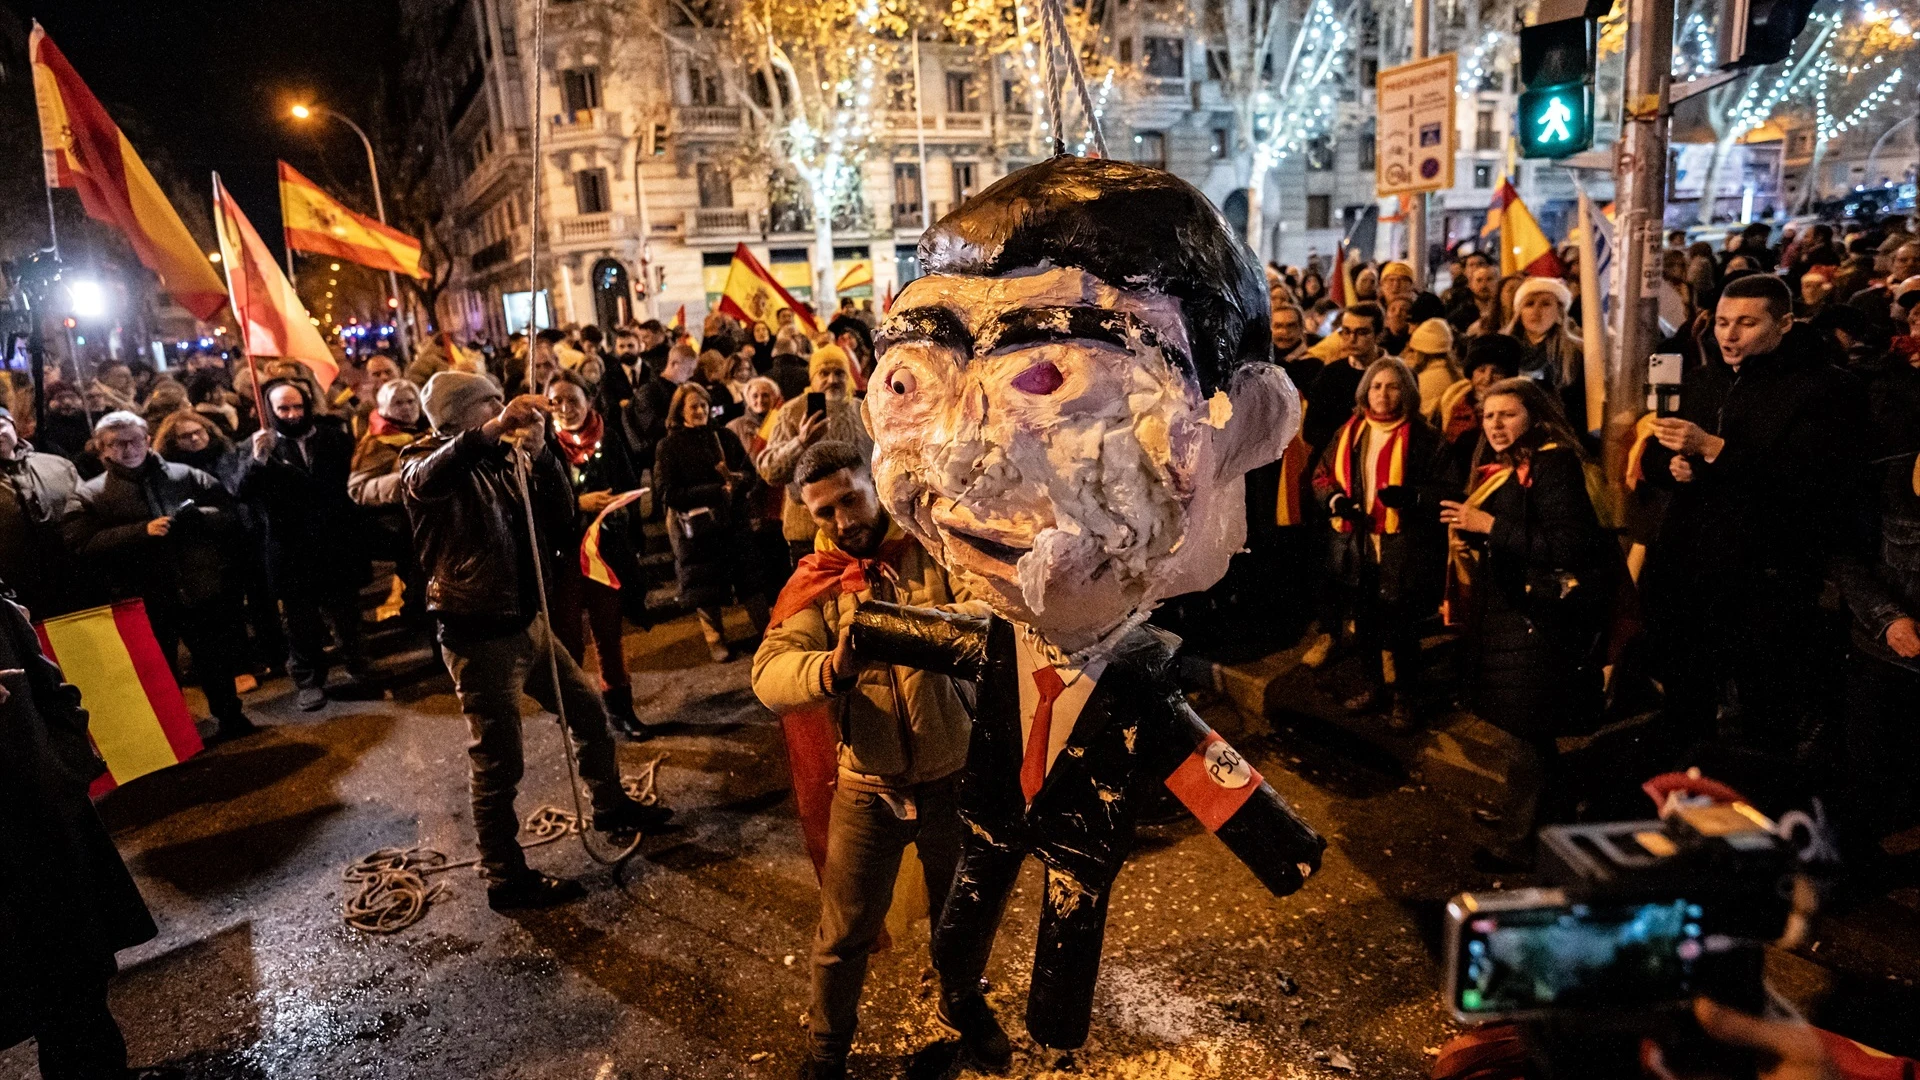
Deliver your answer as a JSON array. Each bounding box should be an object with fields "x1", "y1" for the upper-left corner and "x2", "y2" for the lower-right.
[
  {"x1": 0, "y1": 448, "x2": 83, "y2": 616},
  {"x1": 1454, "y1": 445, "x2": 1609, "y2": 740},
  {"x1": 1833, "y1": 363, "x2": 1920, "y2": 675},
  {"x1": 752, "y1": 527, "x2": 983, "y2": 789},
  {"x1": 348, "y1": 429, "x2": 422, "y2": 508},
  {"x1": 0, "y1": 595, "x2": 154, "y2": 1041},
  {"x1": 235, "y1": 416, "x2": 363, "y2": 593},
  {"x1": 1640, "y1": 327, "x2": 1865, "y2": 605},
  {"x1": 64, "y1": 454, "x2": 236, "y2": 609},
  {"x1": 1309, "y1": 413, "x2": 1450, "y2": 613},
  {"x1": 655, "y1": 424, "x2": 760, "y2": 609},
  {"x1": 756, "y1": 395, "x2": 873, "y2": 543},
  {"x1": 400, "y1": 428, "x2": 575, "y2": 633},
  {"x1": 551, "y1": 415, "x2": 643, "y2": 591}
]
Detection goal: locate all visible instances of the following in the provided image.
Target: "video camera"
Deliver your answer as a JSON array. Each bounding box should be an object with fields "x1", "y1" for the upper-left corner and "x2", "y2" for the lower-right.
[{"x1": 1442, "y1": 784, "x2": 1823, "y2": 1080}]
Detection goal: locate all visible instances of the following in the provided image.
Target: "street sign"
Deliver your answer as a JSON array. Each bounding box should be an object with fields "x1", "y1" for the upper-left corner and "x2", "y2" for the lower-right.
[
  {"x1": 1517, "y1": 82, "x2": 1594, "y2": 158},
  {"x1": 1375, "y1": 53, "x2": 1457, "y2": 197}
]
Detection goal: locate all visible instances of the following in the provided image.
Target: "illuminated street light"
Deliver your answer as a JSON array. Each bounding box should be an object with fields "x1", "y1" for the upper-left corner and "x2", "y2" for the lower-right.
[
  {"x1": 290, "y1": 103, "x2": 312, "y2": 120},
  {"x1": 68, "y1": 279, "x2": 108, "y2": 318}
]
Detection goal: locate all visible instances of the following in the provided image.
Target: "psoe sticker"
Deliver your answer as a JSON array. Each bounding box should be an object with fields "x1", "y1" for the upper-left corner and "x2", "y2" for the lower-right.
[{"x1": 1204, "y1": 739, "x2": 1253, "y2": 789}]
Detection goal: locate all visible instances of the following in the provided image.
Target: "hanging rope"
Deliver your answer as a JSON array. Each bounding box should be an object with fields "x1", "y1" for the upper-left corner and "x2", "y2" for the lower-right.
[
  {"x1": 1042, "y1": 0, "x2": 1105, "y2": 157},
  {"x1": 342, "y1": 756, "x2": 669, "y2": 934},
  {"x1": 1040, "y1": 0, "x2": 1067, "y2": 155},
  {"x1": 526, "y1": 0, "x2": 546, "y2": 332}
]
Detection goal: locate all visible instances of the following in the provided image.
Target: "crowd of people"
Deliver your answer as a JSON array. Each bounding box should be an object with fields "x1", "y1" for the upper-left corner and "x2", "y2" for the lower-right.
[
  {"x1": 1240, "y1": 216, "x2": 1920, "y2": 876},
  {"x1": 4, "y1": 213, "x2": 1920, "y2": 1077}
]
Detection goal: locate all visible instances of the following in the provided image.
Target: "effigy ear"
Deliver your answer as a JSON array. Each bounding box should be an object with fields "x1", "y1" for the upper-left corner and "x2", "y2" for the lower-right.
[{"x1": 1210, "y1": 362, "x2": 1301, "y2": 483}]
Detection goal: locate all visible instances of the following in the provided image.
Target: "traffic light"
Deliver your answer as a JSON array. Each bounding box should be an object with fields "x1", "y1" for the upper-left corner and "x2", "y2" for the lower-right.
[
  {"x1": 1718, "y1": 0, "x2": 1818, "y2": 68},
  {"x1": 1517, "y1": 14, "x2": 1595, "y2": 159}
]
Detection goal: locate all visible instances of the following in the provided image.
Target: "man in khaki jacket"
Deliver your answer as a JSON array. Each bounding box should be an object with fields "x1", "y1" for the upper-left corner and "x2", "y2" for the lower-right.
[{"x1": 752, "y1": 440, "x2": 984, "y2": 1080}]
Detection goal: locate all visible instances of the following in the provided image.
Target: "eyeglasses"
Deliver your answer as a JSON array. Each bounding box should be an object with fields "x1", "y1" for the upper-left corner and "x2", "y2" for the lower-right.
[{"x1": 1335, "y1": 325, "x2": 1377, "y2": 338}]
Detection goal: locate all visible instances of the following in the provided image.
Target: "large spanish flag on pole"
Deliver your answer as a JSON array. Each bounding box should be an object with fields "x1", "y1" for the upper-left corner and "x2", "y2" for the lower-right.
[
  {"x1": 30, "y1": 23, "x2": 228, "y2": 321},
  {"x1": 213, "y1": 172, "x2": 339, "y2": 389},
  {"x1": 278, "y1": 161, "x2": 426, "y2": 279},
  {"x1": 35, "y1": 602, "x2": 204, "y2": 798},
  {"x1": 1488, "y1": 178, "x2": 1566, "y2": 279},
  {"x1": 717, "y1": 243, "x2": 820, "y2": 334}
]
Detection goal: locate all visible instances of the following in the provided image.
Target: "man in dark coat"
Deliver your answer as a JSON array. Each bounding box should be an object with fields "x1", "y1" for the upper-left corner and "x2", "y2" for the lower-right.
[
  {"x1": 1641, "y1": 274, "x2": 1865, "y2": 756},
  {"x1": 1303, "y1": 304, "x2": 1388, "y2": 453},
  {"x1": 236, "y1": 378, "x2": 369, "y2": 710},
  {"x1": 0, "y1": 407, "x2": 86, "y2": 618},
  {"x1": 66, "y1": 411, "x2": 256, "y2": 740},
  {"x1": 0, "y1": 586, "x2": 159, "y2": 1077}
]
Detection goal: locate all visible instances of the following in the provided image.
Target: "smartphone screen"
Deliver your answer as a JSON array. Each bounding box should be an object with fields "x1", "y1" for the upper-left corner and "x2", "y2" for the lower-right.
[
  {"x1": 806, "y1": 391, "x2": 827, "y2": 418},
  {"x1": 1449, "y1": 897, "x2": 1708, "y2": 1019}
]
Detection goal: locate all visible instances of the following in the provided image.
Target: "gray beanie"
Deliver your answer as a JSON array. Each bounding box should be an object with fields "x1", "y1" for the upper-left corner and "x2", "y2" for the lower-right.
[{"x1": 421, "y1": 371, "x2": 502, "y2": 432}]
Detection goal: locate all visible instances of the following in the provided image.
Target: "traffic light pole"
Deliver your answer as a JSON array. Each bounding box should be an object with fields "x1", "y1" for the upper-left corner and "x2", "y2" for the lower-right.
[
  {"x1": 1603, "y1": 0, "x2": 1673, "y2": 486},
  {"x1": 1407, "y1": 0, "x2": 1430, "y2": 285}
]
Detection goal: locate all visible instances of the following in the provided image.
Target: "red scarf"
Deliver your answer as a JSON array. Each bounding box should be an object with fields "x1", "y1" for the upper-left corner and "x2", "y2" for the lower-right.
[
  {"x1": 367, "y1": 412, "x2": 420, "y2": 438},
  {"x1": 1328, "y1": 415, "x2": 1410, "y2": 535},
  {"x1": 769, "y1": 536, "x2": 913, "y2": 629},
  {"x1": 554, "y1": 410, "x2": 605, "y2": 467}
]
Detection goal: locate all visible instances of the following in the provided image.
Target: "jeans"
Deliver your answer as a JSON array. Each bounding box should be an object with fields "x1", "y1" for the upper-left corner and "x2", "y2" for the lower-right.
[
  {"x1": 438, "y1": 612, "x2": 627, "y2": 884},
  {"x1": 810, "y1": 777, "x2": 964, "y2": 1060}
]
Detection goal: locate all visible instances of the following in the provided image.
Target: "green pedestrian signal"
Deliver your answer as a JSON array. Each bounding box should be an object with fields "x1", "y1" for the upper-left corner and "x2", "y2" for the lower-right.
[{"x1": 1517, "y1": 83, "x2": 1593, "y2": 159}]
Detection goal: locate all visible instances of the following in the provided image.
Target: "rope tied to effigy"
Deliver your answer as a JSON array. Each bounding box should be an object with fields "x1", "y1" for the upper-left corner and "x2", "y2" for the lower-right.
[{"x1": 342, "y1": 755, "x2": 667, "y2": 934}]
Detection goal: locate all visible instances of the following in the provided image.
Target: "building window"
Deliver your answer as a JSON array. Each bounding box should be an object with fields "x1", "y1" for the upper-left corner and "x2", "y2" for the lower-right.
[
  {"x1": 1205, "y1": 48, "x2": 1228, "y2": 82},
  {"x1": 1306, "y1": 135, "x2": 1334, "y2": 171},
  {"x1": 1473, "y1": 163, "x2": 1494, "y2": 188},
  {"x1": 1133, "y1": 131, "x2": 1167, "y2": 169},
  {"x1": 561, "y1": 68, "x2": 601, "y2": 115},
  {"x1": 1306, "y1": 194, "x2": 1331, "y2": 229},
  {"x1": 575, "y1": 168, "x2": 609, "y2": 214},
  {"x1": 1143, "y1": 36, "x2": 1184, "y2": 79},
  {"x1": 696, "y1": 162, "x2": 733, "y2": 209},
  {"x1": 945, "y1": 72, "x2": 980, "y2": 113},
  {"x1": 952, "y1": 162, "x2": 977, "y2": 205},
  {"x1": 1360, "y1": 57, "x2": 1378, "y2": 87},
  {"x1": 1211, "y1": 127, "x2": 1230, "y2": 159},
  {"x1": 686, "y1": 61, "x2": 722, "y2": 106},
  {"x1": 1118, "y1": 38, "x2": 1133, "y2": 65},
  {"x1": 1359, "y1": 133, "x2": 1375, "y2": 170},
  {"x1": 1475, "y1": 108, "x2": 1498, "y2": 152},
  {"x1": 893, "y1": 163, "x2": 923, "y2": 225}
]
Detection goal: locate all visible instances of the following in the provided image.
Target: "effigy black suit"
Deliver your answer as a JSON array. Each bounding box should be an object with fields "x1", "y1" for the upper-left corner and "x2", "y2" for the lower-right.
[{"x1": 848, "y1": 601, "x2": 1326, "y2": 1050}]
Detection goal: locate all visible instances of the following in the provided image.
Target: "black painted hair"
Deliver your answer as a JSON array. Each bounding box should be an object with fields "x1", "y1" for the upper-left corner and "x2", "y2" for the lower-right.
[{"x1": 917, "y1": 156, "x2": 1269, "y2": 396}]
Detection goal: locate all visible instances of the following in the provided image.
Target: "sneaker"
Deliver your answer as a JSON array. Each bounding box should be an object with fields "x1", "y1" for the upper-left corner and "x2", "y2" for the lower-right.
[
  {"x1": 486, "y1": 871, "x2": 586, "y2": 912},
  {"x1": 210, "y1": 713, "x2": 260, "y2": 744},
  {"x1": 592, "y1": 799, "x2": 675, "y2": 836},
  {"x1": 936, "y1": 993, "x2": 1012, "y2": 1072},
  {"x1": 295, "y1": 685, "x2": 328, "y2": 711},
  {"x1": 796, "y1": 1055, "x2": 848, "y2": 1080}
]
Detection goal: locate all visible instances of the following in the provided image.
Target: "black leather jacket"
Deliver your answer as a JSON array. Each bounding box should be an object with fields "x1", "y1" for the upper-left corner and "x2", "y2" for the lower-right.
[{"x1": 399, "y1": 428, "x2": 574, "y2": 630}]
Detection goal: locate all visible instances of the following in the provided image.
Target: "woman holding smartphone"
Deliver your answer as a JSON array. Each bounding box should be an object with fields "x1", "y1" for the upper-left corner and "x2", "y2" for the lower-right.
[{"x1": 655, "y1": 381, "x2": 771, "y2": 662}]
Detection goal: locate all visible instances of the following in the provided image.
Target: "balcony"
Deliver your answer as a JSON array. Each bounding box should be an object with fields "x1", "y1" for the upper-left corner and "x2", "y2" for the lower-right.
[
  {"x1": 674, "y1": 105, "x2": 746, "y2": 137},
  {"x1": 686, "y1": 207, "x2": 753, "y2": 236},
  {"x1": 892, "y1": 205, "x2": 925, "y2": 231},
  {"x1": 553, "y1": 212, "x2": 624, "y2": 246},
  {"x1": 1141, "y1": 78, "x2": 1189, "y2": 98},
  {"x1": 882, "y1": 111, "x2": 1003, "y2": 137},
  {"x1": 549, "y1": 108, "x2": 623, "y2": 141},
  {"x1": 470, "y1": 237, "x2": 513, "y2": 272},
  {"x1": 452, "y1": 129, "x2": 527, "y2": 210}
]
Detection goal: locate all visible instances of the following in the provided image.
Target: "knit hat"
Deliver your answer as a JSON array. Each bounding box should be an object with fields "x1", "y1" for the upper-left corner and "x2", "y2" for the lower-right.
[
  {"x1": 1407, "y1": 318, "x2": 1453, "y2": 355},
  {"x1": 1381, "y1": 260, "x2": 1415, "y2": 281},
  {"x1": 1512, "y1": 275, "x2": 1572, "y2": 312},
  {"x1": 1463, "y1": 334, "x2": 1524, "y2": 379},
  {"x1": 421, "y1": 371, "x2": 503, "y2": 432},
  {"x1": 809, "y1": 343, "x2": 852, "y2": 381}
]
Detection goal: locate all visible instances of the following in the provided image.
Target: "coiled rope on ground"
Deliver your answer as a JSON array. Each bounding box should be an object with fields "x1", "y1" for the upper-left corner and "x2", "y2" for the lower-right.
[{"x1": 342, "y1": 754, "x2": 666, "y2": 934}]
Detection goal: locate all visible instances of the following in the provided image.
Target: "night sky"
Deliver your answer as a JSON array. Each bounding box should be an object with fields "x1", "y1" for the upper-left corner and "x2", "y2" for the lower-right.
[{"x1": 9, "y1": 0, "x2": 401, "y2": 269}]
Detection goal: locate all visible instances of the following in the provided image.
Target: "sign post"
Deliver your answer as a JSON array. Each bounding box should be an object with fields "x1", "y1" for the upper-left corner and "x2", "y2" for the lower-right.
[{"x1": 1375, "y1": 53, "x2": 1457, "y2": 278}]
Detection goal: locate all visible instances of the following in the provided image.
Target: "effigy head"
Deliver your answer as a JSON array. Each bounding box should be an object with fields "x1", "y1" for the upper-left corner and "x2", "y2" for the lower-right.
[{"x1": 867, "y1": 156, "x2": 1301, "y2": 651}]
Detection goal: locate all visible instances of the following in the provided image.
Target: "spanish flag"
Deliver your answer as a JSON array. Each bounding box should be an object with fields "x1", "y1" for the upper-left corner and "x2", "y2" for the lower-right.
[
  {"x1": 579, "y1": 487, "x2": 648, "y2": 588},
  {"x1": 278, "y1": 162, "x2": 427, "y2": 279},
  {"x1": 31, "y1": 24, "x2": 228, "y2": 321},
  {"x1": 34, "y1": 601, "x2": 203, "y2": 798},
  {"x1": 214, "y1": 172, "x2": 340, "y2": 388},
  {"x1": 1487, "y1": 179, "x2": 1566, "y2": 279},
  {"x1": 717, "y1": 243, "x2": 820, "y2": 334},
  {"x1": 835, "y1": 259, "x2": 874, "y2": 294}
]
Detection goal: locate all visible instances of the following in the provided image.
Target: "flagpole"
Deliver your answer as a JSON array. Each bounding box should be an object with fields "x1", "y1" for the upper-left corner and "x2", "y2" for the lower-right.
[
  {"x1": 43, "y1": 185, "x2": 60, "y2": 262},
  {"x1": 1574, "y1": 184, "x2": 1606, "y2": 436},
  {"x1": 213, "y1": 172, "x2": 267, "y2": 425}
]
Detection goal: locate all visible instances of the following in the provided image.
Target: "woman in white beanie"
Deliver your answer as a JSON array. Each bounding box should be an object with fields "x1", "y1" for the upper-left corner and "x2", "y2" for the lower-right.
[
  {"x1": 1402, "y1": 318, "x2": 1460, "y2": 424},
  {"x1": 1503, "y1": 276, "x2": 1589, "y2": 440}
]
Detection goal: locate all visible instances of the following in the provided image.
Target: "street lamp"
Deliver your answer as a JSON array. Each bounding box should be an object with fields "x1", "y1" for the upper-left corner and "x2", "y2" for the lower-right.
[{"x1": 288, "y1": 101, "x2": 411, "y2": 362}]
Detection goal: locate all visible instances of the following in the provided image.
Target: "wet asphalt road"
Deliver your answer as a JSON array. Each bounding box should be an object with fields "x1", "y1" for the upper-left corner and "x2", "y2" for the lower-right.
[{"x1": 5, "y1": 611, "x2": 1915, "y2": 1079}]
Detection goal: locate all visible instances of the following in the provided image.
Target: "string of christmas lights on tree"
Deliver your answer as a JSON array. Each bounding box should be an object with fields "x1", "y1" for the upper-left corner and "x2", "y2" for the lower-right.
[
  {"x1": 1456, "y1": 29, "x2": 1509, "y2": 93},
  {"x1": 1250, "y1": 0, "x2": 1350, "y2": 173}
]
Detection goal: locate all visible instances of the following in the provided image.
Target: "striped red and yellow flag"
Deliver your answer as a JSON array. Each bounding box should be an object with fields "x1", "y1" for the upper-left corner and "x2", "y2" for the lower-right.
[
  {"x1": 1489, "y1": 179, "x2": 1567, "y2": 279},
  {"x1": 31, "y1": 23, "x2": 228, "y2": 321},
  {"x1": 278, "y1": 161, "x2": 426, "y2": 279},
  {"x1": 579, "y1": 487, "x2": 649, "y2": 588},
  {"x1": 718, "y1": 243, "x2": 820, "y2": 334},
  {"x1": 214, "y1": 172, "x2": 340, "y2": 389},
  {"x1": 34, "y1": 601, "x2": 203, "y2": 798}
]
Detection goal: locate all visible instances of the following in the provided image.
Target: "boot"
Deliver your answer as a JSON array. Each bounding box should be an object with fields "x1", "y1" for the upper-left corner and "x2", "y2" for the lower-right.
[
  {"x1": 743, "y1": 593, "x2": 772, "y2": 640},
  {"x1": 603, "y1": 684, "x2": 654, "y2": 741},
  {"x1": 937, "y1": 993, "x2": 1012, "y2": 1072},
  {"x1": 697, "y1": 607, "x2": 733, "y2": 663}
]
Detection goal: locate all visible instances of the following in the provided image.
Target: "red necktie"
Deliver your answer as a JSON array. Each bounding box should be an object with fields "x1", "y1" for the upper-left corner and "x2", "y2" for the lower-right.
[{"x1": 1021, "y1": 665, "x2": 1066, "y2": 805}]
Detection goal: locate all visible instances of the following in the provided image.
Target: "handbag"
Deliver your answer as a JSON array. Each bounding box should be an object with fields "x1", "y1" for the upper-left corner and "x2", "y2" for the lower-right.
[{"x1": 675, "y1": 431, "x2": 735, "y2": 543}]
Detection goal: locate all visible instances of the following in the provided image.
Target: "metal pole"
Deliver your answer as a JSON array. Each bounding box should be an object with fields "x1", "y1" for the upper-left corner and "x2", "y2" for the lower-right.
[
  {"x1": 43, "y1": 184, "x2": 60, "y2": 262},
  {"x1": 1407, "y1": 0, "x2": 1430, "y2": 285},
  {"x1": 912, "y1": 33, "x2": 931, "y2": 234},
  {"x1": 633, "y1": 138, "x2": 659, "y2": 321},
  {"x1": 324, "y1": 107, "x2": 411, "y2": 364},
  {"x1": 1604, "y1": 0, "x2": 1674, "y2": 486}
]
